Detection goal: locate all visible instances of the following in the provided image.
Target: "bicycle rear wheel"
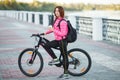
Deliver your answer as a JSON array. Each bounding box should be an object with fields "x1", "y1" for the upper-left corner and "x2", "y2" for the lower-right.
[
  {"x1": 68, "y1": 48, "x2": 91, "y2": 76},
  {"x1": 18, "y1": 48, "x2": 43, "y2": 77}
]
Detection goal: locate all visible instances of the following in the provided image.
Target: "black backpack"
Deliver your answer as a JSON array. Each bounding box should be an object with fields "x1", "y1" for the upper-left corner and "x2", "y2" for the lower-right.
[{"x1": 58, "y1": 19, "x2": 77, "y2": 43}]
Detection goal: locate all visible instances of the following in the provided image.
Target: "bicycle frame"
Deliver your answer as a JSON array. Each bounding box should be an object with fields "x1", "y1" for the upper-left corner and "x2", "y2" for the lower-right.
[
  {"x1": 31, "y1": 34, "x2": 80, "y2": 67},
  {"x1": 31, "y1": 34, "x2": 62, "y2": 66},
  {"x1": 32, "y1": 34, "x2": 59, "y2": 50}
]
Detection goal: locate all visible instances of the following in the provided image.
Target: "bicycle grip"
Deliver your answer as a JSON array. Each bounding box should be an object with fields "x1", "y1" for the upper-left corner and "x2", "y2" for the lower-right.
[
  {"x1": 40, "y1": 33, "x2": 45, "y2": 35},
  {"x1": 31, "y1": 34, "x2": 38, "y2": 37}
]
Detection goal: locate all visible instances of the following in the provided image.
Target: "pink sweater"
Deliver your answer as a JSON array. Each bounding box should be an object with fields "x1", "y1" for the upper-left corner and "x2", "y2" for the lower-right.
[{"x1": 45, "y1": 18, "x2": 68, "y2": 41}]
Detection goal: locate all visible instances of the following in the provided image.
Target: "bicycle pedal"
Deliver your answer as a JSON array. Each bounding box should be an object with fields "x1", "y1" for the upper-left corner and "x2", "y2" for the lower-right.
[{"x1": 48, "y1": 63, "x2": 53, "y2": 66}]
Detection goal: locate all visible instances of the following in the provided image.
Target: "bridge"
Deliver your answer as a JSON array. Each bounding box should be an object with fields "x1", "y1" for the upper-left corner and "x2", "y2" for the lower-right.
[{"x1": 0, "y1": 11, "x2": 120, "y2": 80}]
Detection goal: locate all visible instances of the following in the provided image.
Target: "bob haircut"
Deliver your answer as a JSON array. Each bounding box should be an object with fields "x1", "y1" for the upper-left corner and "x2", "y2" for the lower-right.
[{"x1": 54, "y1": 6, "x2": 64, "y2": 18}]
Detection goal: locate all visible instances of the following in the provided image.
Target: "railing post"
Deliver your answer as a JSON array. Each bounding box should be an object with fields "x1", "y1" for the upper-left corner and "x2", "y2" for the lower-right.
[
  {"x1": 11, "y1": 11, "x2": 14, "y2": 18},
  {"x1": 28, "y1": 12, "x2": 32, "y2": 23},
  {"x1": 34, "y1": 12, "x2": 39, "y2": 25},
  {"x1": 92, "y1": 17, "x2": 103, "y2": 41},
  {"x1": 23, "y1": 11, "x2": 27, "y2": 22},
  {"x1": 0, "y1": 10, "x2": 2, "y2": 16},
  {"x1": 8, "y1": 11, "x2": 11, "y2": 17},
  {"x1": 12, "y1": 11, "x2": 15, "y2": 18},
  {"x1": 19, "y1": 11, "x2": 23, "y2": 21},
  {"x1": 14, "y1": 11, "x2": 18, "y2": 20},
  {"x1": 43, "y1": 12, "x2": 49, "y2": 27},
  {"x1": 6, "y1": 11, "x2": 10, "y2": 17}
]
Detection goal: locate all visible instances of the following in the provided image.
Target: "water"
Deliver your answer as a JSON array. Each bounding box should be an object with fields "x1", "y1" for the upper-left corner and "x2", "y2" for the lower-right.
[{"x1": 66, "y1": 10, "x2": 120, "y2": 19}]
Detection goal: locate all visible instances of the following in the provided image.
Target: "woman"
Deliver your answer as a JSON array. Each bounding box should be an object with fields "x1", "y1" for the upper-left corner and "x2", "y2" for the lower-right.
[{"x1": 43, "y1": 6, "x2": 69, "y2": 79}]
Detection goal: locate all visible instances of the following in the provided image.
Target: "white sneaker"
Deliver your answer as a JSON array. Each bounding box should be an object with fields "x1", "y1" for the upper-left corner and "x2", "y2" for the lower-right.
[
  {"x1": 48, "y1": 58, "x2": 60, "y2": 65},
  {"x1": 58, "y1": 73, "x2": 70, "y2": 79}
]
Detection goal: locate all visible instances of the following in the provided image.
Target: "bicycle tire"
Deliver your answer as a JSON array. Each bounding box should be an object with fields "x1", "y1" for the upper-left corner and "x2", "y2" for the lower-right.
[
  {"x1": 67, "y1": 48, "x2": 91, "y2": 76},
  {"x1": 18, "y1": 48, "x2": 43, "y2": 77}
]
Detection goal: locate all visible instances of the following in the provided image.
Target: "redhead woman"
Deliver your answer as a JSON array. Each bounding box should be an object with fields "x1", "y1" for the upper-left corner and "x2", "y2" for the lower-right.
[{"x1": 43, "y1": 6, "x2": 69, "y2": 79}]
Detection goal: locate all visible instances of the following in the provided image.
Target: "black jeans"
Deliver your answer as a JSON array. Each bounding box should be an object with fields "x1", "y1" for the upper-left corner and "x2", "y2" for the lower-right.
[{"x1": 43, "y1": 39, "x2": 69, "y2": 74}]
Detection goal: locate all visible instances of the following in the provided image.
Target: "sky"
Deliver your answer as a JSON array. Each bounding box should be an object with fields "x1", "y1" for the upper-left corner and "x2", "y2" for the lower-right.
[{"x1": 16, "y1": 0, "x2": 120, "y2": 4}]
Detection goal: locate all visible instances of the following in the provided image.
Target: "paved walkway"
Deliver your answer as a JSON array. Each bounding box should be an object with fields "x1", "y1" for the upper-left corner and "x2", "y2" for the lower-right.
[{"x1": 0, "y1": 16, "x2": 120, "y2": 80}]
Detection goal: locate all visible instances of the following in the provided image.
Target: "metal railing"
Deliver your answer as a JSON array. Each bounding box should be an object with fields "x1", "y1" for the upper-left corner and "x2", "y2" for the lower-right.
[
  {"x1": 76, "y1": 16, "x2": 92, "y2": 37},
  {"x1": 103, "y1": 19, "x2": 120, "y2": 44},
  {"x1": 0, "y1": 10, "x2": 120, "y2": 44}
]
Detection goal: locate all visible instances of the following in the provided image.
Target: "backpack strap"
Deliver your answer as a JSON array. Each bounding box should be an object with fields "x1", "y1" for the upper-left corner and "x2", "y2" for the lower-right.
[{"x1": 57, "y1": 19, "x2": 66, "y2": 29}]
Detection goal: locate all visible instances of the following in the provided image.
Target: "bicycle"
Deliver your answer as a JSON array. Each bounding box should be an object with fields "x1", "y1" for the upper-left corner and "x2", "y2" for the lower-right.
[{"x1": 18, "y1": 33, "x2": 92, "y2": 77}]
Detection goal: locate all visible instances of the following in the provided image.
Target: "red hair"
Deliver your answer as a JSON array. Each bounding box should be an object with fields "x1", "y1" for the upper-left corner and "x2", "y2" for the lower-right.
[{"x1": 54, "y1": 6, "x2": 64, "y2": 18}]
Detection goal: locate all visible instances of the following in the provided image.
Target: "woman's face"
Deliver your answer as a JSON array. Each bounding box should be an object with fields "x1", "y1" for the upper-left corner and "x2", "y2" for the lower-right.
[{"x1": 55, "y1": 8, "x2": 60, "y2": 18}]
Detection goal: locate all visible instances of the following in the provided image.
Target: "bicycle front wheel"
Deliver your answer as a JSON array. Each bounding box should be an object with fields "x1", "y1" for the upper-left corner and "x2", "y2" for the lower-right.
[
  {"x1": 18, "y1": 48, "x2": 43, "y2": 77},
  {"x1": 68, "y1": 48, "x2": 91, "y2": 76}
]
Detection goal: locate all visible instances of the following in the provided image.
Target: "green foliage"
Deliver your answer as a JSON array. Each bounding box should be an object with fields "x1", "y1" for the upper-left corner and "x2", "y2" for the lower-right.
[
  {"x1": 40, "y1": 2, "x2": 56, "y2": 11},
  {"x1": 0, "y1": 0, "x2": 120, "y2": 11}
]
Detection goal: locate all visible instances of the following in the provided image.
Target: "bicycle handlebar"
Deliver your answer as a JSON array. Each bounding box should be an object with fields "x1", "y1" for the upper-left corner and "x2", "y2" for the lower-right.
[{"x1": 31, "y1": 33, "x2": 44, "y2": 37}]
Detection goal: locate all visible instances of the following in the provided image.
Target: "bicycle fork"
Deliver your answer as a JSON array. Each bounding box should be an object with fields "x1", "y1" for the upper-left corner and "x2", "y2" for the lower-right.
[{"x1": 29, "y1": 47, "x2": 38, "y2": 64}]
